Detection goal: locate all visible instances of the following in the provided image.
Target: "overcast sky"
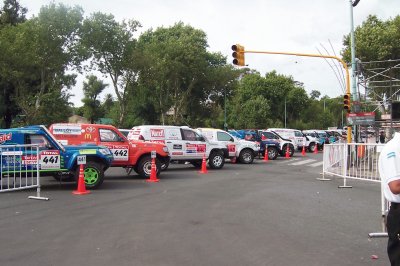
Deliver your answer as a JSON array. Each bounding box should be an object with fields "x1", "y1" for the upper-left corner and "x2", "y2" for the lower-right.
[{"x1": 20, "y1": 0, "x2": 400, "y2": 106}]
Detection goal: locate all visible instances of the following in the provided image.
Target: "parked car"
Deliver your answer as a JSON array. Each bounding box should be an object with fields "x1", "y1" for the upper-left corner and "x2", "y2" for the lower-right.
[
  {"x1": 197, "y1": 128, "x2": 260, "y2": 164},
  {"x1": 258, "y1": 130, "x2": 295, "y2": 157},
  {"x1": 127, "y1": 125, "x2": 228, "y2": 169},
  {"x1": 0, "y1": 125, "x2": 113, "y2": 189},
  {"x1": 229, "y1": 130, "x2": 281, "y2": 160}
]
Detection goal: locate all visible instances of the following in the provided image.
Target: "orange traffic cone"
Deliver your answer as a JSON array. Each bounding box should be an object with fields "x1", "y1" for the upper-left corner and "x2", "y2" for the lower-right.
[
  {"x1": 285, "y1": 145, "x2": 290, "y2": 159},
  {"x1": 72, "y1": 164, "x2": 90, "y2": 195},
  {"x1": 263, "y1": 149, "x2": 269, "y2": 162},
  {"x1": 199, "y1": 154, "x2": 208, "y2": 174},
  {"x1": 314, "y1": 144, "x2": 319, "y2": 154},
  {"x1": 147, "y1": 158, "x2": 159, "y2": 182},
  {"x1": 301, "y1": 146, "x2": 306, "y2": 156}
]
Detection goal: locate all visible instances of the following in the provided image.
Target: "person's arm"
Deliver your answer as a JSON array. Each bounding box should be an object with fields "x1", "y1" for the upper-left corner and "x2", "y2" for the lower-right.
[{"x1": 389, "y1": 179, "x2": 400, "y2": 194}]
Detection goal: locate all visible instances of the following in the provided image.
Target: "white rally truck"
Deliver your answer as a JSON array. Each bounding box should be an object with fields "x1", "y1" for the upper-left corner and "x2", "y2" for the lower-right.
[{"x1": 197, "y1": 128, "x2": 260, "y2": 164}]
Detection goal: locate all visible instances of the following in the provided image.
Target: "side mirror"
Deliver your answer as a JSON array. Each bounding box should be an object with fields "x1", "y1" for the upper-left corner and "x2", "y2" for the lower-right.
[{"x1": 230, "y1": 137, "x2": 234, "y2": 142}]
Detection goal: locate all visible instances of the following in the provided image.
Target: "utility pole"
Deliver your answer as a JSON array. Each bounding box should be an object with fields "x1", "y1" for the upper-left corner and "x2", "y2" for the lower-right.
[
  {"x1": 224, "y1": 88, "x2": 227, "y2": 131},
  {"x1": 350, "y1": 0, "x2": 360, "y2": 142},
  {"x1": 284, "y1": 98, "x2": 287, "y2": 128}
]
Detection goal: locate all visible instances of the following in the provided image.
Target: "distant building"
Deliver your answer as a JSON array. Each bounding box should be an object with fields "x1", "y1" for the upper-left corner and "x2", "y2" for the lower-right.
[{"x1": 68, "y1": 115, "x2": 89, "y2": 124}]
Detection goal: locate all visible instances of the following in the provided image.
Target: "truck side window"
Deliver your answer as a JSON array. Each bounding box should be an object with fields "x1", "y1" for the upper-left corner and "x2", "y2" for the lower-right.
[
  {"x1": 26, "y1": 134, "x2": 53, "y2": 149},
  {"x1": 99, "y1": 129, "x2": 120, "y2": 142},
  {"x1": 217, "y1": 132, "x2": 233, "y2": 141},
  {"x1": 182, "y1": 129, "x2": 196, "y2": 141}
]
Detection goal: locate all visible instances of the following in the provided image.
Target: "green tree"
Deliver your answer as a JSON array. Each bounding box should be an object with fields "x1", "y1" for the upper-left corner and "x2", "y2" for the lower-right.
[
  {"x1": 0, "y1": 0, "x2": 27, "y2": 128},
  {"x1": 0, "y1": 3, "x2": 84, "y2": 125},
  {"x1": 0, "y1": 0, "x2": 27, "y2": 26},
  {"x1": 81, "y1": 13, "x2": 141, "y2": 126},
  {"x1": 137, "y1": 22, "x2": 234, "y2": 126},
  {"x1": 81, "y1": 75, "x2": 107, "y2": 123},
  {"x1": 310, "y1": 90, "x2": 321, "y2": 100}
]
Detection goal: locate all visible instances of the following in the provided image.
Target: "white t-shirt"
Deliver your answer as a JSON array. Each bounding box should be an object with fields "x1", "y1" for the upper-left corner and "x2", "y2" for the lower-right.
[{"x1": 378, "y1": 132, "x2": 400, "y2": 203}]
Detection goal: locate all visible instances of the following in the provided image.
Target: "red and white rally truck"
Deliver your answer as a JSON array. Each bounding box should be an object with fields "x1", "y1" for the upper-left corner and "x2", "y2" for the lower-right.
[{"x1": 49, "y1": 123, "x2": 170, "y2": 178}]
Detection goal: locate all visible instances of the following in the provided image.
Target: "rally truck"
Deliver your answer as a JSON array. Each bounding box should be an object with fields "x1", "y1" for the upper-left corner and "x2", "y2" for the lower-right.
[
  {"x1": 0, "y1": 125, "x2": 113, "y2": 189},
  {"x1": 49, "y1": 123, "x2": 170, "y2": 178},
  {"x1": 197, "y1": 128, "x2": 260, "y2": 164}
]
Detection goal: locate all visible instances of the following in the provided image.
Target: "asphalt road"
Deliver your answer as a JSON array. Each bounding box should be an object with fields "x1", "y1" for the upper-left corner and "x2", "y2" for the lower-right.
[{"x1": 0, "y1": 152, "x2": 389, "y2": 266}]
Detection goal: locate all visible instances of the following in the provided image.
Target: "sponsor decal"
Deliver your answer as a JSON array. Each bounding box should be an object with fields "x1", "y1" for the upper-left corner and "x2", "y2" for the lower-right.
[
  {"x1": 165, "y1": 129, "x2": 180, "y2": 140},
  {"x1": 186, "y1": 144, "x2": 197, "y2": 153},
  {"x1": 186, "y1": 144, "x2": 206, "y2": 153},
  {"x1": 1, "y1": 151, "x2": 22, "y2": 156},
  {"x1": 41, "y1": 151, "x2": 59, "y2": 155},
  {"x1": 86, "y1": 126, "x2": 96, "y2": 133},
  {"x1": 84, "y1": 133, "x2": 92, "y2": 140},
  {"x1": 22, "y1": 155, "x2": 38, "y2": 165},
  {"x1": 52, "y1": 125, "x2": 82, "y2": 135},
  {"x1": 149, "y1": 140, "x2": 165, "y2": 144},
  {"x1": 227, "y1": 144, "x2": 236, "y2": 153},
  {"x1": 173, "y1": 144, "x2": 182, "y2": 150},
  {"x1": 197, "y1": 144, "x2": 206, "y2": 153},
  {"x1": 79, "y1": 149, "x2": 97, "y2": 154},
  {"x1": 0, "y1": 133, "x2": 12, "y2": 143},
  {"x1": 150, "y1": 129, "x2": 165, "y2": 138}
]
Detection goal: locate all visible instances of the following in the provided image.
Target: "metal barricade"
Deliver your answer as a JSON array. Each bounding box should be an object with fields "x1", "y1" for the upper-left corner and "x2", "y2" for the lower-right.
[
  {"x1": 322, "y1": 142, "x2": 386, "y2": 237},
  {"x1": 0, "y1": 144, "x2": 48, "y2": 200}
]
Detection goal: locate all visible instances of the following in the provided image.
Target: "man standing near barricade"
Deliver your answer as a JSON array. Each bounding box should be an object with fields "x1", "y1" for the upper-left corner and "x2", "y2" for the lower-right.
[
  {"x1": 378, "y1": 132, "x2": 400, "y2": 265},
  {"x1": 380, "y1": 131, "x2": 386, "y2": 144}
]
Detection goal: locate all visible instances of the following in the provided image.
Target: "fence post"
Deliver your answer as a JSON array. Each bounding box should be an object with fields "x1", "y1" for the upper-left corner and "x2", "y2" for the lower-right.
[{"x1": 339, "y1": 143, "x2": 352, "y2": 188}]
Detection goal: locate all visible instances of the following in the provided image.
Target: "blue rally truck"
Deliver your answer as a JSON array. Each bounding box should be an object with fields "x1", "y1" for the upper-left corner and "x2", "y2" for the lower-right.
[{"x1": 0, "y1": 125, "x2": 113, "y2": 189}]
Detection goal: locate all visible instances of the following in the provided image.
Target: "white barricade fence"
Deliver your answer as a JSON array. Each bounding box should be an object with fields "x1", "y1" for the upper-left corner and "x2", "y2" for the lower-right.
[
  {"x1": 0, "y1": 144, "x2": 48, "y2": 200},
  {"x1": 322, "y1": 142, "x2": 387, "y2": 238}
]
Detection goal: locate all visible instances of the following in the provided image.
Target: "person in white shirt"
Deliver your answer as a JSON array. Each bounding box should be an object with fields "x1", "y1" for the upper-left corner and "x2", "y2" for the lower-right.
[{"x1": 379, "y1": 132, "x2": 400, "y2": 266}]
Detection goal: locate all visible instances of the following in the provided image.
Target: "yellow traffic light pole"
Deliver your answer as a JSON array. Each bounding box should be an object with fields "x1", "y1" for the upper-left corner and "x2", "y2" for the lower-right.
[{"x1": 243, "y1": 49, "x2": 352, "y2": 143}]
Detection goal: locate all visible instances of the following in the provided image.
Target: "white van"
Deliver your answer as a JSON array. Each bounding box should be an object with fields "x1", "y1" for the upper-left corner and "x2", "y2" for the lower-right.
[
  {"x1": 197, "y1": 128, "x2": 260, "y2": 164},
  {"x1": 127, "y1": 125, "x2": 229, "y2": 169}
]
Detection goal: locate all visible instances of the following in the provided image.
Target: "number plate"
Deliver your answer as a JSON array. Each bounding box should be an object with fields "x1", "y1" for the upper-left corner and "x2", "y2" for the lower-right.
[
  {"x1": 77, "y1": 155, "x2": 86, "y2": 165},
  {"x1": 109, "y1": 145, "x2": 129, "y2": 161},
  {"x1": 40, "y1": 151, "x2": 60, "y2": 169}
]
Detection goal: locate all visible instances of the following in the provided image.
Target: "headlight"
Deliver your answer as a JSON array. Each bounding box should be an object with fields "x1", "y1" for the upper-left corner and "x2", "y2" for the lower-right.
[
  {"x1": 99, "y1": 148, "x2": 111, "y2": 155},
  {"x1": 163, "y1": 146, "x2": 169, "y2": 153}
]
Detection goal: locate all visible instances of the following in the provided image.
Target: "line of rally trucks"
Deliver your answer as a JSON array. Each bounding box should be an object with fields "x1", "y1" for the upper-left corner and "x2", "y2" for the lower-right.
[{"x1": 0, "y1": 123, "x2": 341, "y2": 190}]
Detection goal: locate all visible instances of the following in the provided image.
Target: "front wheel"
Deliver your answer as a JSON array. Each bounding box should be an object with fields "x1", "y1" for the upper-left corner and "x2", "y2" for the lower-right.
[
  {"x1": 308, "y1": 143, "x2": 316, "y2": 152},
  {"x1": 239, "y1": 149, "x2": 254, "y2": 164},
  {"x1": 209, "y1": 151, "x2": 225, "y2": 169},
  {"x1": 137, "y1": 156, "x2": 161, "y2": 178},
  {"x1": 75, "y1": 161, "x2": 104, "y2": 189},
  {"x1": 281, "y1": 144, "x2": 295, "y2": 157},
  {"x1": 267, "y1": 147, "x2": 279, "y2": 160}
]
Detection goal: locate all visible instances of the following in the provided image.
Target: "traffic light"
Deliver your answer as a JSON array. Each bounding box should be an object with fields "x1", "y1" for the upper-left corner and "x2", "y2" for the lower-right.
[
  {"x1": 344, "y1": 94, "x2": 351, "y2": 113},
  {"x1": 231, "y1": 44, "x2": 245, "y2": 66}
]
